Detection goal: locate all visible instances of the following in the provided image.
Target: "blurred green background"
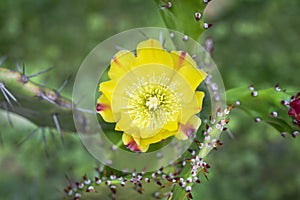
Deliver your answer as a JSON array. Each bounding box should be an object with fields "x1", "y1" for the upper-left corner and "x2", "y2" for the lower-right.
[{"x1": 0, "y1": 0, "x2": 299, "y2": 199}]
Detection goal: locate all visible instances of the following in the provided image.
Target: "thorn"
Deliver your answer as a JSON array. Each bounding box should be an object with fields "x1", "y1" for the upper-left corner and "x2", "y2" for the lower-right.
[
  {"x1": 115, "y1": 45, "x2": 127, "y2": 51},
  {"x1": 16, "y1": 63, "x2": 22, "y2": 73},
  {"x1": 27, "y1": 67, "x2": 54, "y2": 79},
  {"x1": 41, "y1": 127, "x2": 49, "y2": 157},
  {"x1": 17, "y1": 64, "x2": 53, "y2": 83},
  {"x1": 0, "y1": 82, "x2": 19, "y2": 110},
  {"x1": 255, "y1": 117, "x2": 261, "y2": 122},
  {"x1": 194, "y1": 12, "x2": 202, "y2": 21},
  {"x1": 248, "y1": 84, "x2": 254, "y2": 91},
  {"x1": 1, "y1": 101, "x2": 13, "y2": 127},
  {"x1": 18, "y1": 127, "x2": 39, "y2": 146},
  {"x1": 170, "y1": 32, "x2": 175, "y2": 39},
  {"x1": 52, "y1": 113, "x2": 64, "y2": 144},
  {"x1": 204, "y1": 23, "x2": 213, "y2": 29},
  {"x1": 182, "y1": 35, "x2": 189, "y2": 41},
  {"x1": 204, "y1": 37, "x2": 214, "y2": 56},
  {"x1": 159, "y1": 31, "x2": 164, "y2": 46},
  {"x1": 75, "y1": 107, "x2": 96, "y2": 114},
  {"x1": 225, "y1": 128, "x2": 235, "y2": 140},
  {"x1": 280, "y1": 132, "x2": 287, "y2": 138},
  {"x1": 38, "y1": 90, "x2": 56, "y2": 104},
  {"x1": 161, "y1": 1, "x2": 172, "y2": 9},
  {"x1": 292, "y1": 131, "x2": 299, "y2": 138},
  {"x1": 275, "y1": 84, "x2": 281, "y2": 92},
  {"x1": 270, "y1": 111, "x2": 278, "y2": 118},
  {"x1": 57, "y1": 74, "x2": 72, "y2": 93},
  {"x1": 251, "y1": 91, "x2": 258, "y2": 97},
  {"x1": 49, "y1": 128, "x2": 59, "y2": 148},
  {"x1": 138, "y1": 30, "x2": 150, "y2": 40},
  {"x1": 0, "y1": 55, "x2": 7, "y2": 66},
  {"x1": 22, "y1": 63, "x2": 25, "y2": 76}
]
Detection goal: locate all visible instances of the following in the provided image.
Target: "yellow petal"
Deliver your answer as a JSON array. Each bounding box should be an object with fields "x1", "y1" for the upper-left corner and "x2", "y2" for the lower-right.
[
  {"x1": 195, "y1": 91, "x2": 205, "y2": 111},
  {"x1": 122, "y1": 133, "x2": 132, "y2": 145},
  {"x1": 163, "y1": 120, "x2": 179, "y2": 132},
  {"x1": 171, "y1": 50, "x2": 197, "y2": 70},
  {"x1": 178, "y1": 65, "x2": 207, "y2": 91},
  {"x1": 135, "y1": 39, "x2": 174, "y2": 69},
  {"x1": 96, "y1": 95, "x2": 115, "y2": 122},
  {"x1": 171, "y1": 51, "x2": 207, "y2": 90},
  {"x1": 108, "y1": 50, "x2": 136, "y2": 80},
  {"x1": 116, "y1": 111, "x2": 140, "y2": 138},
  {"x1": 99, "y1": 80, "x2": 117, "y2": 102},
  {"x1": 115, "y1": 124, "x2": 122, "y2": 131},
  {"x1": 168, "y1": 69, "x2": 195, "y2": 104},
  {"x1": 122, "y1": 133, "x2": 142, "y2": 152},
  {"x1": 175, "y1": 115, "x2": 201, "y2": 140},
  {"x1": 181, "y1": 91, "x2": 205, "y2": 123},
  {"x1": 133, "y1": 129, "x2": 176, "y2": 152}
]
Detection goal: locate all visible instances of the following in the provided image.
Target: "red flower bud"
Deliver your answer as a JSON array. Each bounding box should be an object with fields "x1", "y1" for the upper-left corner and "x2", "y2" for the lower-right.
[{"x1": 288, "y1": 92, "x2": 300, "y2": 127}]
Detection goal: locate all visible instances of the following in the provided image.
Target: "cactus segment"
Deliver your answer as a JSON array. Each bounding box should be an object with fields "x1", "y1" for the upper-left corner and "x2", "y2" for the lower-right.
[
  {"x1": 226, "y1": 85, "x2": 300, "y2": 137},
  {"x1": 153, "y1": 0, "x2": 211, "y2": 40},
  {"x1": 0, "y1": 67, "x2": 88, "y2": 133}
]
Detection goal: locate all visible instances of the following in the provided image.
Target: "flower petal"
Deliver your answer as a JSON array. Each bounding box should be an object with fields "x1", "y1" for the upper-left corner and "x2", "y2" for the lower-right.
[
  {"x1": 181, "y1": 91, "x2": 205, "y2": 123},
  {"x1": 96, "y1": 95, "x2": 115, "y2": 122},
  {"x1": 177, "y1": 65, "x2": 207, "y2": 91},
  {"x1": 116, "y1": 112, "x2": 138, "y2": 136},
  {"x1": 132, "y1": 137, "x2": 149, "y2": 152},
  {"x1": 122, "y1": 133, "x2": 141, "y2": 152},
  {"x1": 135, "y1": 39, "x2": 174, "y2": 68},
  {"x1": 171, "y1": 51, "x2": 196, "y2": 70},
  {"x1": 171, "y1": 51, "x2": 207, "y2": 90},
  {"x1": 108, "y1": 50, "x2": 136, "y2": 80},
  {"x1": 133, "y1": 129, "x2": 176, "y2": 152},
  {"x1": 99, "y1": 80, "x2": 117, "y2": 102},
  {"x1": 175, "y1": 115, "x2": 201, "y2": 140},
  {"x1": 163, "y1": 120, "x2": 179, "y2": 132}
]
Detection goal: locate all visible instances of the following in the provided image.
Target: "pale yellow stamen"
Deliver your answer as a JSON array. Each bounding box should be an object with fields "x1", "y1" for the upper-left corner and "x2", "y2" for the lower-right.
[{"x1": 146, "y1": 96, "x2": 160, "y2": 111}]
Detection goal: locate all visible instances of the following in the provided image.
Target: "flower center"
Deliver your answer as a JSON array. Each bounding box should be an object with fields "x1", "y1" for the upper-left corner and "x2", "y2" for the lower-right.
[
  {"x1": 146, "y1": 96, "x2": 160, "y2": 111},
  {"x1": 126, "y1": 83, "x2": 181, "y2": 135}
]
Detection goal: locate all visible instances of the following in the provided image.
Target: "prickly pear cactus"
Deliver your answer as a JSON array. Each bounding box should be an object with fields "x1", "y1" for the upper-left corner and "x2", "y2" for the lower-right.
[
  {"x1": 227, "y1": 85, "x2": 300, "y2": 137},
  {"x1": 0, "y1": 1, "x2": 299, "y2": 200}
]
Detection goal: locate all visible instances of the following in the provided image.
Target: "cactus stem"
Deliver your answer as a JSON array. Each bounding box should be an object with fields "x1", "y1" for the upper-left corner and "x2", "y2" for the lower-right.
[
  {"x1": 0, "y1": 82, "x2": 18, "y2": 110},
  {"x1": 52, "y1": 113, "x2": 64, "y2": 144}
]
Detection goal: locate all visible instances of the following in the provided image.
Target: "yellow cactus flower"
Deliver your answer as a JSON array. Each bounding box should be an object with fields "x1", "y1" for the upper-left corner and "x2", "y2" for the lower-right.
[{"x1": 97, "y1": 39, "x2": 207, "y2": 152}]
